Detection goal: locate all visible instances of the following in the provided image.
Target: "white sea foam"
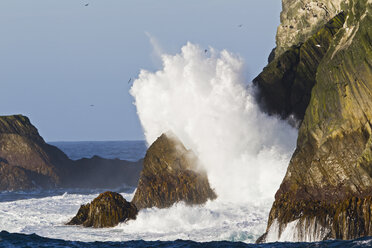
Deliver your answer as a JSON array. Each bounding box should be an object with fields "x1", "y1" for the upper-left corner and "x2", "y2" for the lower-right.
[
  {"x1": 0, "y1": 43, "x2": 297, "y2": 243},
  {"x1": 0, "y1": 191, "x2": 270, "y2": 243},
  {"x1": 130, "y1": 42, "x2": 297, "y2": 202}
]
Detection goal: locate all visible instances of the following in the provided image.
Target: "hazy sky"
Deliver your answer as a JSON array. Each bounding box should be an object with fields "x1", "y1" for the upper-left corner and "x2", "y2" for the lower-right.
[{"x1": 0, "y1": 0, "x2": 281, "y2": 141}]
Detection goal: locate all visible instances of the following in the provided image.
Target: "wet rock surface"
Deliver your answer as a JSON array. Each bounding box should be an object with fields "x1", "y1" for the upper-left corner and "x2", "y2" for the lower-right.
[
  {"x1": 67, "y1": 191, "x2": 137, "y2": 228},
  {"x1": 132, "y1": 132, "x2": 217, "y2": 210},
  {"x1": 258, "y1": 0, "x2": 372, "y2": 242}
]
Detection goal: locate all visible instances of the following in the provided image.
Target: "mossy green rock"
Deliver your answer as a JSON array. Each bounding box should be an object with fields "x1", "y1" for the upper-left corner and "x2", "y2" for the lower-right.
[
  {"x1": 254, "y1": 12, "x2": 346, "y2": 121},
  {"x1": 67, "y1": 191, "x2": 138, "y2": 228},
  {"x1": 132, "y1": 133, "x2": 217, "y2": 209},
  {"x1": 259, "y1": 0, "x2": 372, "y2": 242}
]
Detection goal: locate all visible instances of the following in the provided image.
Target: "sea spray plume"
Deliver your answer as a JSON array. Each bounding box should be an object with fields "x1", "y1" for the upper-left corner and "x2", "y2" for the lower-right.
[{"x1": 130, "y1": 42, "x2": 297, "y2": 203}]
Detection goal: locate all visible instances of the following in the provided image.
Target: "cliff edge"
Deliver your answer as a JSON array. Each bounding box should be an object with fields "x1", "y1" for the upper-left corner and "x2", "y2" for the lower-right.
[{"x1": 257, "y1": 0, "x2": 372, "y2": 242}]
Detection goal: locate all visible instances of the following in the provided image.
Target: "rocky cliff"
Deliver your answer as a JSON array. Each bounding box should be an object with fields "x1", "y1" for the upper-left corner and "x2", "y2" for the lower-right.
[
  {"x1": 257, "y1": 0, "x2": 372, "y2": 242},
  {"x1": 274, "y1": 0, "x2": 345, "y2": 59},
  {"x1": 132, "y1": 132, "x2": 217, "y2": 209},
  {"x1": 0, "y1": 115, "x2": 142, "y2": 191}
]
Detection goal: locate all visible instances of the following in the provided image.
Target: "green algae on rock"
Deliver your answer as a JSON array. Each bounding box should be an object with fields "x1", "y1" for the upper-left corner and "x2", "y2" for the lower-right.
[
  {"x1": 132, "y1": 132, "x2": 217, "y2": 210},
  {"x1": 258, "y1": 0, "x2": 372, "y2": 242},
  {"x1": 67, "y1": 191, "x2": 138, "y2": 228},
  {"x1": 254, "y1": 11, "x2": 346, "y2": 122}
]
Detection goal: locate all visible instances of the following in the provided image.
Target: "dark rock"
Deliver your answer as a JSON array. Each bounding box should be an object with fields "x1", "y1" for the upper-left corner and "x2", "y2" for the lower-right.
[
  {"x1": 62, "y1": 157, "x2": 143, "y2": 189},
  {"x1": 0, "y1": 114, "x2": 143, "y2": 191},
  {"x1": 131, "y1": 132, "x2": 217, "y2": 209},
  {"x1": 253, "y1": 12, "x2": 346, "y2": 122},
  {"x1": 258, "y1": 0, "x2": 372, "y2": 242},
  {"x1": 67, "y1": 191, "x2": 137, "y2": 228}
]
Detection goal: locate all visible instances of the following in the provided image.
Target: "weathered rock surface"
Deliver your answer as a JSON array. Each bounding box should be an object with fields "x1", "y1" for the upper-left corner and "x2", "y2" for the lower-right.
[
  {"x1": 67, "y1": 191, "x2": 137, "y2": 227},
  {"x1": 258, "y1": 0, "x2": 372, "y2": 242},
  {"x1": 0, "y1": 115, "x2": 69, "y2": 190},
  {"x1": 132, "y1": 132, "x2": 217, "y2": 209},
  {"x1": 274, "y1": 0, "x2": 345, "y2": 58},
  {"x1": 0, "y1": 115, "x2": 142, "y2": 191},
  {"x1": 254, "y1": 12, "x2": 346, "y2": 121}
]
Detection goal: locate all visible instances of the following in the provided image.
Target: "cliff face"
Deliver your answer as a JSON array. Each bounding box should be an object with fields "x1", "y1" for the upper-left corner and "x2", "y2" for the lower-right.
[
  {"x1": 258, "y1": 0, "x2": 372, "y2": 242},
  {"x1": 254, "y1": 12, "x2": 346, "y2": 121},
  {"x1": 132, "y1": 133, "x2": 216, "y2": 209},
  {"x1": 274, "y1": 0, "x2": 345, "y2": 58},
  {"x1": 0, "y1": 115, "x2": 142, "y2": 191}
]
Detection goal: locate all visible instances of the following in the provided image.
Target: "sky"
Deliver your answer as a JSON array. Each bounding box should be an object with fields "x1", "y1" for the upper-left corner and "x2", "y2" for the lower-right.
[{"x1": 0, "y1": 0, "x2": 282, "y2": 141}]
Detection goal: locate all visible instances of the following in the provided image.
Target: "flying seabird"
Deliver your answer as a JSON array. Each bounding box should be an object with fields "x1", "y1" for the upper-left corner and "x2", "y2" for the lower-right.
[
  {"x1": 204, "y1": 49, "x2": 208, "y2": 54},
  {"x1": 85, "y1": 3, "x2": 89, "y2": 6},
  {"x1": 238, "y1": 24, "x2": 243, "y2": 27},
  {"x1": 128, "y1": 78, "x2": 131, "y2": 84},
  {"x1": 90, "y1": 104, "x2": 94, "y2": 107}
]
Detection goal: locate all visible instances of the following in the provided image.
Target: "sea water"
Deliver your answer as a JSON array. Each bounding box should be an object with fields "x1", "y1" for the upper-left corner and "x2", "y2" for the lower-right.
[{"x1": 0, "y1": 141, "x2": 371, "y2": 247}]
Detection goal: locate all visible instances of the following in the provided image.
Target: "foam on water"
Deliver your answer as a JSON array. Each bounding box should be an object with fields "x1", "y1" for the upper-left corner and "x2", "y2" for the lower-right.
[
  {"x1": 0, "y1": 191, "x2": 270, "y2": 243},
  {"x1": 0, "y1": 43, "x2": 298, "y2": 243},
  {"x1": 130, "y1": 42, "x2": 297, "y2": 202}
]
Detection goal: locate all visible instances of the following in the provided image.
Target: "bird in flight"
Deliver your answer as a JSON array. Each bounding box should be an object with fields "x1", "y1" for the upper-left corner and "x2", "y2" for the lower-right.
[
  {"x1": 128, "y1": 78, "x2": 132, "y2": 84},
  {"x1": 85, "y1": 3, "x2": 89, "y2": 6},
  {"x1": 90, "y1": 104, "x2": 94, "y2": 107},
  {"x1": 204, "y1": 49, "x2": 208, "y2": 54},
  {"x1": 238, "y1": 24, "x2": 243, "y2": 27},
  {"x1": 315, "y1": 44, "x2": 321, "y2": 48}
]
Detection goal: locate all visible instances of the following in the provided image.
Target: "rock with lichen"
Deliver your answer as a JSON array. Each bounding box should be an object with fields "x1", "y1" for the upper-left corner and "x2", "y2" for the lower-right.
[
  {"x1": 67, "y1": 191, "x2": 137, "y2": 228},
  {"x1": 131, "y1": 132, "x2": 217, "y2": 209},
  {"x1": 257, "y1": 0, "x2": 372, "y2": 242}
]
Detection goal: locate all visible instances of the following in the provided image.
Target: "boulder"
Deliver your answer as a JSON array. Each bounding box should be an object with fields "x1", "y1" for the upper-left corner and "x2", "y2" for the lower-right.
[
  {"x1": 131, "y1": 132, "x2": 217, "y2": 209},
  {"x1": 67, "y1": 191, "x2": 137, "y2": 227}
]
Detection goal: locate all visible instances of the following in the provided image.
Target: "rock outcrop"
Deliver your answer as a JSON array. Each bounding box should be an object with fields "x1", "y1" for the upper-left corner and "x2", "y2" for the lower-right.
[
  {"x1": 274, "y1": 0, "x2": 345, "y2": 59},
  {"x1": 132, "y1": 132, "x2": 217, "y2": 209},
  {"x1": 0, "y1": 115, "x2": 142, "y2": 191},
  {"x1": 257, "y1": 0, "x2": 372, "y2": 242},
  {"x1": 254, "y1": 12, "x2": 346, "y2": 121},
  {"x1": 67, "y1": 191, "x2": 137, "y2": 227}
]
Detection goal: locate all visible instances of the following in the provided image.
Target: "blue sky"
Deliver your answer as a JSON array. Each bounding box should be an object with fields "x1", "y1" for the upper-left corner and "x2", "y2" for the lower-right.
[{"x1": 0, "y1": 0, "x2": 281, "y2": 141}]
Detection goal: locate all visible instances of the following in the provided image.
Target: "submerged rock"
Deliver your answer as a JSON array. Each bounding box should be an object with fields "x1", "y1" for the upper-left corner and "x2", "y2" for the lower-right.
[
  {"x1": 131, "y1": 132, "x2": 217, "y2": 209},
  {"x1": 67, "y1": 191, "x2": 137, "y2": 228},
  {"x1": 258, "y1": 0, "x2": 372, "y2": 242}
]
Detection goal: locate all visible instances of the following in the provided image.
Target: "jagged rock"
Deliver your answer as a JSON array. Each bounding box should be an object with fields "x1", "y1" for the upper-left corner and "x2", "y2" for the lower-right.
[
  {"x1": 131, "y1": 132, "x2": 217, "y2": 209},
  {"x1": 0, "y1": 115, "x2": 142, "y2": 191},
  {"x1": 274, "y1": 0, "x2": 345, "y2": 58},
  {"x1": 67, "y1": 191, "x2": 137, "y2": 227},
  {"x1": 254, "y1": 12, "x2": 346, "y2": 121},
  {"x1": 0, "y1": 115, "x2": 69, "y2": 189},
  {"x1": 258, "y1": 0, "x2": 372, "y2": 242}
]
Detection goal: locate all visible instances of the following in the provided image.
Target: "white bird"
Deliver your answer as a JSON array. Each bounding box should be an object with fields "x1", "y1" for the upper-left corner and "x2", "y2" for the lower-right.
[{"x1": 315, "y1": 44, "x2": 321, "y2": 48}]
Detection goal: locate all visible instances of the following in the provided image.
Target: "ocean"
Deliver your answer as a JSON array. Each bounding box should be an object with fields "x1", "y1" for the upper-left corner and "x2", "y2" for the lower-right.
[{"x1": 0, "y1": 141, "x2": 371, "y2": 247}]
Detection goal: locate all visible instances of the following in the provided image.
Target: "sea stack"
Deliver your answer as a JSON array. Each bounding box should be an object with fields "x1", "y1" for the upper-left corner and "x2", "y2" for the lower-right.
[
  {"x1": 256, "y1": 0, "x2": 372, "y2": 242},
  {"x1": 132, "y1": 132, "x2": 217, "y2": 209}
]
